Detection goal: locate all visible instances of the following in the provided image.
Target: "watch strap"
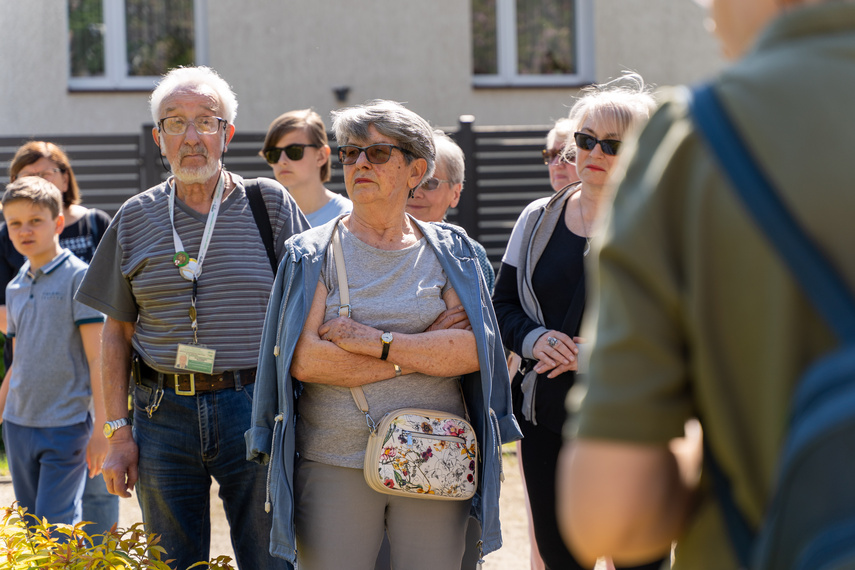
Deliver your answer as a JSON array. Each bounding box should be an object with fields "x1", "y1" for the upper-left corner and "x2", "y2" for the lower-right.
[{"x1": 381, "y1": 332, "x2": 391, "y2": 360}]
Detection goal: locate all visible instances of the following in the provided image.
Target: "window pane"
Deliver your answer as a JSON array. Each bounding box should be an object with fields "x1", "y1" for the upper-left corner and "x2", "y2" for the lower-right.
[
  {"x1": 472, "y1": 0, "x2": 498, "y2": 75},
  {"x1": 125, "y1": 0, "x2": 195, "y2": 77},
  {"x1": 517, "y1": 0, "x2": 576, "y2": 75},
  {"x1": 69, "y1": 0, "x2": 106, "y2": 77}
]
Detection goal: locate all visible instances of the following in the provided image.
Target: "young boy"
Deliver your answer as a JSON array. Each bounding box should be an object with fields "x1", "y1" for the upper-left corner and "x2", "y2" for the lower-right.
[{"x1": 0, "y1": 176, "x2": 106, "y2": 525}]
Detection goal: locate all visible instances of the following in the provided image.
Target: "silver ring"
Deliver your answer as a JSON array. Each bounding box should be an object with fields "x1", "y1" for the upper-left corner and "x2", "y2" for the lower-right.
[{"x1": 547, "y1": 336, "x2": 558, "y2": 348}]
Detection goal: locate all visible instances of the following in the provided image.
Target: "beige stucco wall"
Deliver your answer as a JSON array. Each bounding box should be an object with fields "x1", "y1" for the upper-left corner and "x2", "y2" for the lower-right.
[{"x1": 1, "y1": 1, "x2": 724, "y2": 137}]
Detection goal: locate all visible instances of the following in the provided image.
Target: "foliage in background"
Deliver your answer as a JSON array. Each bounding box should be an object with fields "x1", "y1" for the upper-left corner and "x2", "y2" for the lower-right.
[{"x1": 0, "y1": 503, "x2": 236, "y2": 570}]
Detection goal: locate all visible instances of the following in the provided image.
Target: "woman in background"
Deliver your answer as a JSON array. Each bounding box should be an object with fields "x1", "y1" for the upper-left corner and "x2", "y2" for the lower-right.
[
  {"x1": 543, "y1": 117, "x2": 580, "y2": 193},
  {"x1": 493, "y1": 74, "x2": 663, "y2": 570},
  {"x1": 260, "y1": 108, "x2": 352, "y2": 226}
]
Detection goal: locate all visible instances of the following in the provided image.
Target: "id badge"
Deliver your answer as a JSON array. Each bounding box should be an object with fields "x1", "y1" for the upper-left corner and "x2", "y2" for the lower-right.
[{"x1": 175, "y1": 343, "x2": 216, "y2": 374}]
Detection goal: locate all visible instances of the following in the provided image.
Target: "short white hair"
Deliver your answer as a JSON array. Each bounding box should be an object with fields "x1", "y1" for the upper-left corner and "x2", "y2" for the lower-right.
[{"x1": 150, "y1": 66, "x2": 238, "y2": 125}]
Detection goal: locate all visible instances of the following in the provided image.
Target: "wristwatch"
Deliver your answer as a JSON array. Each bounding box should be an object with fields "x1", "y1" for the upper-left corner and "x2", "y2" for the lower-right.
[
  {"x1": 103, "y1": 418, "x2": 130, "y2": 438},
  {"x1": 380, "y1": 331, "x2": 393, "y2": 361}
]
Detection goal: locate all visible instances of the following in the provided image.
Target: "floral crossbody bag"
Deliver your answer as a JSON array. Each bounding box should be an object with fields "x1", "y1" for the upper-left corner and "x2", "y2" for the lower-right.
[{"x1": 330, "y1": 224, "x2": 479, "y2": 500}]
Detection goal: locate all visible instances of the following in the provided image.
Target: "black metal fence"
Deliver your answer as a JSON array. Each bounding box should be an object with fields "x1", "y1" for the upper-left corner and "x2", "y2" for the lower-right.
[{"x1": 0, "y1": 118, "x2": 555, "y2": 268}]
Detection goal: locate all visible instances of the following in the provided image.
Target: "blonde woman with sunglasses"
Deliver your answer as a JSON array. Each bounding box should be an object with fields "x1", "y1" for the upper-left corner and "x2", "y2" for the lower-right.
[
  {"x1": 261, "y1": 109, "x2": 352, "y2": 226},
  {"x1": 492, "y1": 73, "x2": 658, "y2": 570}
]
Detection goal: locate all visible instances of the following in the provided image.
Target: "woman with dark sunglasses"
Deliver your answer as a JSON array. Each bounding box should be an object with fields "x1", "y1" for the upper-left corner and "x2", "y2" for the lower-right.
[
  {"x1": 260, "y1": 109, "x2": 352, "y2": 226},
  {"x1": 492, "y1": 73, "x2": 662, "y2": 570},
  {"x1": 248, "y1": 100, "x2": 521, "y2": 569}
]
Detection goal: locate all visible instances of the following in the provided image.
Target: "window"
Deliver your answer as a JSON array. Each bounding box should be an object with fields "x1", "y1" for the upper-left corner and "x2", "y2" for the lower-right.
[
  {"x1": 68, "y1": 0, "x2": 207, "y2": 90},
  {"x1": 472, "y1": 0, "x2": 593, "y2": 87}
]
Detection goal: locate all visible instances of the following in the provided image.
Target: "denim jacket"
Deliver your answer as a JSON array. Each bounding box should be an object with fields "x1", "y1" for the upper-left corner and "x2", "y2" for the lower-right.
[{"x1": 246, "y1": 215, "x2": 523, "y2": 565}]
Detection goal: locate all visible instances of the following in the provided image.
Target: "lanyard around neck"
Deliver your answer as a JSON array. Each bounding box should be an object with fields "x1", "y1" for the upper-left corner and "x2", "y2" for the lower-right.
[{"x1": 168, "y1": 172, "x2": 225, "y2": 281}]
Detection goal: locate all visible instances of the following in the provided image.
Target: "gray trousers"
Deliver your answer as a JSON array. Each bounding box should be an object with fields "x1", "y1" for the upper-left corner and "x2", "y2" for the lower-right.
[{"x1": 296, "y1": 458, "x2": 471, "y2": 570}]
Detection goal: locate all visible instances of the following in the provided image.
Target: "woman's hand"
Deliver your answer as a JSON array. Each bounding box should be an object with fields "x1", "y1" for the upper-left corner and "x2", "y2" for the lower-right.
[
  {"x1": 532, "y1": 332, "x2": 583, "y2": 378},
  {"x1": 426, "y1": 305, "x2": 471, "y2": 332},
  {"x1": 319, "y1": 316, "x2": 382, "y2": 358}
]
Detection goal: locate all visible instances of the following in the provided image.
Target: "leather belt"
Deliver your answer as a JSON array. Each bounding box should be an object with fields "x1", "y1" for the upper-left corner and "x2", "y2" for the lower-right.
[{"x1": 138, "y1": 360, "x2": 256, "y2": 396}]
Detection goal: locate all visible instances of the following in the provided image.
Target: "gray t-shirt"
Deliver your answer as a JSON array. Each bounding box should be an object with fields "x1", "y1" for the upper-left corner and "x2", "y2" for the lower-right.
[
  {"x1": 76, "y1": 175, "x2": 310, "y2": 373},
  {"x1": 296, "y1": 221, "x2": 465, "y2": 469},
  {"x1": 5, "y1": 250, "x2": 105, "y2": 427},
  {"x1": 305, "y1": 192, "x2": 352, "y2": 227}
]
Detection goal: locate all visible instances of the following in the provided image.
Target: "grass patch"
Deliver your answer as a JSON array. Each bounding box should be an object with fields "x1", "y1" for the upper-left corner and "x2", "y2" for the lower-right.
[{"x1": 0, "y1": 451, "x2": 7, "y2": 477}]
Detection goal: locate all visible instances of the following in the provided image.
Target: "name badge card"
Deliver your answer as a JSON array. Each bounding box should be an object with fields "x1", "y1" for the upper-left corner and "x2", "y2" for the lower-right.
[{"x1": 175, "y1": 343, "x2": 216, "y2": 374}]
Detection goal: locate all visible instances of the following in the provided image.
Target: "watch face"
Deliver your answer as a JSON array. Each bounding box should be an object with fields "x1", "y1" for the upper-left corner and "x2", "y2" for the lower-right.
[
  {"x1": 381, "y1": 332, "x2": 393, "y2": 344},
  {"x1": 103, "y1": 423, "x2": 113, "y2": 438}
]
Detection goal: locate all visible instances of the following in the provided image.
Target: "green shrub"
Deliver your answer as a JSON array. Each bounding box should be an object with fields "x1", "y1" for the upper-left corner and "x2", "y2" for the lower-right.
[{"x1": 0, "y1": 503, "x2": 236, "y2": 569}]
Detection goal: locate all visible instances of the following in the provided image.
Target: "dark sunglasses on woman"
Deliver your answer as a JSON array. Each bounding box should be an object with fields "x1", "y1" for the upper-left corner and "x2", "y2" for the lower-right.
[
  {"x1": 262, "y1": 144, "x2": 319, "y2": 164},
  {"x1": 573, "y1": 132, "x2": 622, "y2": 156}
]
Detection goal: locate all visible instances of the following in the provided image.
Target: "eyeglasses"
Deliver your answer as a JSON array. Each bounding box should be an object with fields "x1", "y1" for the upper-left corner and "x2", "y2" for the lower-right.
[
  {"x1": 158, "y1": 116, "x2": 227, "y2": 136},
  {"x1": 542, "y1": 148, "x2": 575, "y2": 165},
  {"x1": 262, "y1": 144, "x2": 320, "y2": 164},
  {"x1": 19, "y1": 167, "x2": 63, "y2": 179},
  {"x1": 574, "y1": 132, "x2": 621, "y2": 156},
  {"x1": 338, "y1": 144, "x2": 412, "y2": 165},
  {"x1": 420, "y1": 178, "x2": 453, "y2": 191}
]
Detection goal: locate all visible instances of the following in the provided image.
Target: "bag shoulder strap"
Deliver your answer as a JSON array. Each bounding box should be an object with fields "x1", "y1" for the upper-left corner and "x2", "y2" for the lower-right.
[
  {"x1": 330, "y1": 224, "x2": 373, "y2": 421},
  {"x1": 245, "y1": 180, "x2": 279, "y2": 275},
  {"x1": 690, "y1": 83, "x2": 855, "y2": 340},
  {"x1": 332, "y1": 222, "x2": 472, "y2": 428}
]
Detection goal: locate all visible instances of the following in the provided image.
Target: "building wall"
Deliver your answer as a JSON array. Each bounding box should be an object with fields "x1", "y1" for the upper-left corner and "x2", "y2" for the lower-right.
[{"x1": 0, "y1": 1, "x2": 723, "y2": 136}]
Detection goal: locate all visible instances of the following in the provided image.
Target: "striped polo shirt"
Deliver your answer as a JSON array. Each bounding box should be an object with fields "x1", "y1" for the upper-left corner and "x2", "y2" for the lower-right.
[{"x1": 76, "y1": 175, "x2": 310, "y2": 373}]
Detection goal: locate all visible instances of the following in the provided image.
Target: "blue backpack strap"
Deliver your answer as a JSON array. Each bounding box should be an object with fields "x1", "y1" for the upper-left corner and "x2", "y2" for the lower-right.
[
  {"x1": 690, "y1": 82, "x2": 855, "y2": 569},
  {"x1": 689, "y1": 83, "x2": 855, "y2": 341}
]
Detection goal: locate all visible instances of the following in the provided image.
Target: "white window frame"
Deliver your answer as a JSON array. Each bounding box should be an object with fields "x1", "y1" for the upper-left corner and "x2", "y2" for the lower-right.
[
  {"x1": 68, "y1": 0, "x2": 208, "y2": 91},
  {"x1": 473, "y1": 0, "x2": 594, "y2": 87}
]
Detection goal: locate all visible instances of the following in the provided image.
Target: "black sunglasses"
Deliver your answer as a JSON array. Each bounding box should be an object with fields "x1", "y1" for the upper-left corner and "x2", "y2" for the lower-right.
[
  {"x1": 542, "y1": 148, "x2": 575, "y2": 165},
  {"x1": 573, "y1": 132, "x2": 622, "y2": 156},
  {"x1": 262, "y1": 144, "x2": 319, "y2": 164},
  {"x1": 338, "y1": 144, "x2": 412, "y2": 165}
]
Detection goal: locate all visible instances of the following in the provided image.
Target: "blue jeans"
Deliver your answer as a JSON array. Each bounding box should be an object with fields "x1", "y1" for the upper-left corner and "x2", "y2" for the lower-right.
[
  {"x1": 134, "y1": 380, "x2": 285, "y2": 570},
  {"x1": 81, "y1": 470, "x2": 119, "y2": 537},
  {"x1": 3, "y1": 419, "x2": 90, "y2": 525}
]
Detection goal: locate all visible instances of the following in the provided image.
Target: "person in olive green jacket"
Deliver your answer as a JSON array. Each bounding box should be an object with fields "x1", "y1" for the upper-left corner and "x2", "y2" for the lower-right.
[{"x1": 558, "y1": 0, "x2": 855, "y2": 569}]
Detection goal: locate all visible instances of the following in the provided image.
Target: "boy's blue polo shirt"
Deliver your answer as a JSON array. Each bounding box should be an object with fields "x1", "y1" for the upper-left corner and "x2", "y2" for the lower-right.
[{"x1": 5, "y1": 249, "x2": 105, "y2": 427}]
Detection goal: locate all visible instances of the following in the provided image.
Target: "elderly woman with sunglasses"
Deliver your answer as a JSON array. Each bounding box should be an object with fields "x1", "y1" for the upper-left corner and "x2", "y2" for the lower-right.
[
  {"x1": 406, "y1": 129, "x2": 495, "y2": 293},
  {"x1": 261, "y1": 109, "x2": 352, "y2": 226},
  {"x1": 492, "y1": 73, "x2": 662, "y2": 570},
  {"x1": 543, "y1": 117, "x2": 581, "y2": 193},
  {"x1": 247, "y1": 100, "x2": 521, "y2": 569}
]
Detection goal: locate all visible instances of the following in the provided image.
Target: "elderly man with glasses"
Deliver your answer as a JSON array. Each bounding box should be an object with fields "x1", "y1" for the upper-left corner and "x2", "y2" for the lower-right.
[{"x1": 76, "y1": 66, "x2": 308, "y2": 569}]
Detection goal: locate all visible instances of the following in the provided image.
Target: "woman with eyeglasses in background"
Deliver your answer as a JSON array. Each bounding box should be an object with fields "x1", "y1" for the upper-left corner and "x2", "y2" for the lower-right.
[
  {"x1": 543, "y1": 117, "x2": 581, "y2": 193},
  {"x1": 492, "y1": 73, "x2": 664, "y2": 570},
  {"x1": 406, "y1": 129, "x2": 495, "y2": 293},
  {"x1": 260, "y1": 109, "x2": 352, "y2": 226},
  {"x1": 1, "y1": 140, "x2": 117, "y2": 538}
]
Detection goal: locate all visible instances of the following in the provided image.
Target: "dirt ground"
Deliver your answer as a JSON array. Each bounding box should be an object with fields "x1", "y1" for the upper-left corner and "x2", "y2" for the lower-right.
[{"x1": 0, "y1": 450, "x2": 534, "y2": 568}]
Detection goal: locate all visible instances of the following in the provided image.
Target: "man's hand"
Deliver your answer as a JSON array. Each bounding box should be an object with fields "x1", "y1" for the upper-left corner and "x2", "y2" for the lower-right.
[{"x1": 102, "y1": 430, "x2": 139, "y2": 498}]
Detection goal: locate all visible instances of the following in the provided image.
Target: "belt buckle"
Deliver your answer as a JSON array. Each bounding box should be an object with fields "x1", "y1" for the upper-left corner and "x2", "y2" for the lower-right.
[{"x1": 175, "y1": 374, "x2": 196, "y2": 396}]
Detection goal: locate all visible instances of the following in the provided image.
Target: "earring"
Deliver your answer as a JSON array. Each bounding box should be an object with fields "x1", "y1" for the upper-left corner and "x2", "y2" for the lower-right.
[{"x1": 408, "y1": 188, "x2": 415, "y2": 199}]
